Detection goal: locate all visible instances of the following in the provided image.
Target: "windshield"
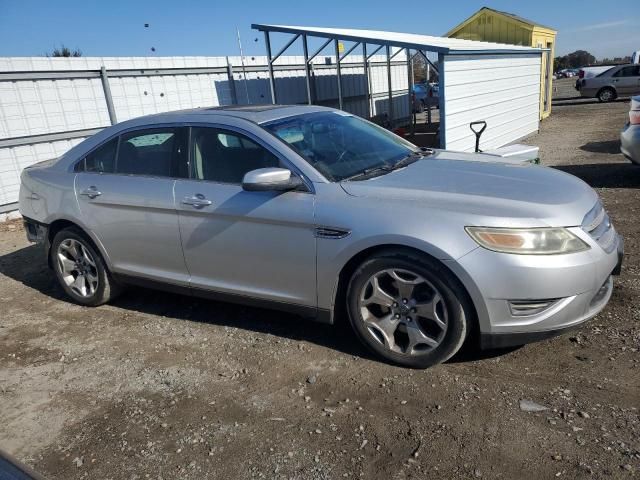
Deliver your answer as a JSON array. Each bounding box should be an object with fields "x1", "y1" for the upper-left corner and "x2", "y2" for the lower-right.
[{"x1": 262, "y1": 111, "x2": 421, "y2": 181}]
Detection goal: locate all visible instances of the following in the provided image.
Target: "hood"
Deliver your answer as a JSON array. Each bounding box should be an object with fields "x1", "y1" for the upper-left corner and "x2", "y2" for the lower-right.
[{"x1": 340, "y1": 150, "x2": 598, "y2": 227}]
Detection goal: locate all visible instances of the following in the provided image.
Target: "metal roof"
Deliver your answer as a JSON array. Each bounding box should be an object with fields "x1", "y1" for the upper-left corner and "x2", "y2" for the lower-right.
[{"x1": 252, "y1": 24, "x2": 544, "y2": 55}]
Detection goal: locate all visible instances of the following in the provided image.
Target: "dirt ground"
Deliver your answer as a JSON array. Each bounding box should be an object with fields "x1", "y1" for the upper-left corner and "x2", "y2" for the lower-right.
[{"x1": 1, "y1": 80, "x2": 638, "y2": 479}]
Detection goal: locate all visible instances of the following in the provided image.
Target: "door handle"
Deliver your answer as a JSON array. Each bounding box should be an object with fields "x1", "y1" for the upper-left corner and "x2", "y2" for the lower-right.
[
  {"x1": 80, "y1": 186, "x2": 102, "y2": 199},
  {"x1": 181, "y1": 194, "x2": 212, "y2": 209}
]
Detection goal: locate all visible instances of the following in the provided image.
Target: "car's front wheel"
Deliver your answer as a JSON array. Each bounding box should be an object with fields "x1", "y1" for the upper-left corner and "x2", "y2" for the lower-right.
[
  {"x1": 50, "y1": 227, "x2": 121, "y2": 306},
  {"x1": 346, "y1": 250, "x2": 471, "y2": 368}
]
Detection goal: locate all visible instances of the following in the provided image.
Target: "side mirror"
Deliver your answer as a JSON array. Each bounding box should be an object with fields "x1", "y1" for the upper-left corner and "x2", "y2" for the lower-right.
[{"x1": 242, "y1": 168, "x2": 305, "y2": 192}]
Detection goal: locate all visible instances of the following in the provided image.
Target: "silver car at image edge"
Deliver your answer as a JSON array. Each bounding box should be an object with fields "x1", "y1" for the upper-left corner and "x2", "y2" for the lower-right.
[
  {"x1": 621, "y1": 95, "x2": 640, "y2": 164},
  {"x1": 19, "y1": 105, "x2": 624, "y2": 368}
]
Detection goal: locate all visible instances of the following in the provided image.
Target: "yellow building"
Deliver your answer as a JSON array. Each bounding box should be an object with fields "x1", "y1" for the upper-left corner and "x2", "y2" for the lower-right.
[{"x1": 446, "y1": 7, "x2": 556, "y2": 119}]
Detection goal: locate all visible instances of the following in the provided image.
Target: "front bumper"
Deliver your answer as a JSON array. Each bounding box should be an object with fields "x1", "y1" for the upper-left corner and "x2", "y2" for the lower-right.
[
  {"x1": 480, "y1": 275, "x2": 614, "y2": 349},
  {"x1": 451, "y1": 230, "x2": 622, "y2": 349}
]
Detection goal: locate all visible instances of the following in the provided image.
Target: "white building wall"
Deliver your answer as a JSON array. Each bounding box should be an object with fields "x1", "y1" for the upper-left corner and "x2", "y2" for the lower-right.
[
  {"x1": 0, "y1": 138, "x2": 84, "y2": 206},
  {"x1": 442, "y1": 54, "x2": 541, "y2": 151}
]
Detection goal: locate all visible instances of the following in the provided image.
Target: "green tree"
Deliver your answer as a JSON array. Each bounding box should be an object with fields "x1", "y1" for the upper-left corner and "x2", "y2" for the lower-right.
[
  {"x1": 48, "y1": 45, "x2": 82, "y2": 57},
  {"x1": 554, "y1": 50, "x2": 596, "y2": 71}
]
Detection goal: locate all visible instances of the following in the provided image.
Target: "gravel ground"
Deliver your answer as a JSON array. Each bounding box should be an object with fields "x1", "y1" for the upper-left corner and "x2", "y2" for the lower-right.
[{"x1": 0, "y1": 87, "x2": 638, "y2": 479}]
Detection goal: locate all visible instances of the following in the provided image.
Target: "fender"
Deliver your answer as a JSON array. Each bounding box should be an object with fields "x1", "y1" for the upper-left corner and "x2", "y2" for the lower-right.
[
  {"x1": 43, "y1": 213, "x2": 115, "y2": 272},
  {"x1": 317, "y1": 232, "x2": 480, "y2": 320}
]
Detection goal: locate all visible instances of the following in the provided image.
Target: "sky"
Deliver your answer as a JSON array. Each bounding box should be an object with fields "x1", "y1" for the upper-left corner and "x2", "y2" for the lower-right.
[{"x1": 0, "y1": 0, "x2": 637, "y2": 60}]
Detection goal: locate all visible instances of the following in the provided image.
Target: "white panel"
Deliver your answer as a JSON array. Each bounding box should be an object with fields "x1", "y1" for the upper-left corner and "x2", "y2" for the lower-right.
[
  {"x1": 0, "y1": 78, "x2": 110, "y2": 138},
  {"x1": 443, "y1": 54, "x2": 541, "y2": 152},
  {"x1": 0, "y1": 54, "x2": 414, "y2": 206},
  {"x1": 0, "y1": 138, "x2": 84, "y2": 205}
]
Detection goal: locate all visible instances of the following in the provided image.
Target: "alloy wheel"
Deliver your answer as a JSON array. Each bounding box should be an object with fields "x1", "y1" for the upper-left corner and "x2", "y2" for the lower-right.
[
  {"x1": 57, "y1": 238, "x2": 99, "y2": 298},
  {"x1": 358, "y1": 268, "x2": 448, "y2": 355},
  {"x1": 600, "y1": 90, "x2": 613, "y2": 102}
]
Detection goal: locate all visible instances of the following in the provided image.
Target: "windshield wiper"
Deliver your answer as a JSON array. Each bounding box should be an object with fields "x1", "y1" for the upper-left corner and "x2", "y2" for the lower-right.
[
  {"x1": 342, "y1": 148, "x2": 433, "y2": 182},
  {"x1": 342, "y1": 165, "x2": 393, "y2": 181}
]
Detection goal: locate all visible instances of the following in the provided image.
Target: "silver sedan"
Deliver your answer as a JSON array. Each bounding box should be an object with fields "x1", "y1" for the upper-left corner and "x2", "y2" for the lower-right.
[
  {"x1": 19, "y1": 105, "x2": 623, "y2": 368},
  {"x1": 621, "y1": 96, "x2": 640, "y2": 164}
]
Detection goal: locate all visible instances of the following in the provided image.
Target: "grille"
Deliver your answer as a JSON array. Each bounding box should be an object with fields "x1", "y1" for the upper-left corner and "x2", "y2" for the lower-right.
[{"x1": 581, "y1": 201, "x2": 617, "y2": 253}]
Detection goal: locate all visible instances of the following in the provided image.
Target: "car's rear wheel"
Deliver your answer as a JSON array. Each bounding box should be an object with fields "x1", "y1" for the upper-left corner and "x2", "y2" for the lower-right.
[
  {"x1": 50, "y1": 227, "x2": 121, "y2": 306},
  {"x1": 597, "y1": 87, "x2": 616, "y2": 103},
  {"x1": 346, "y1": 250, "x2": 470, "y2": 368}
]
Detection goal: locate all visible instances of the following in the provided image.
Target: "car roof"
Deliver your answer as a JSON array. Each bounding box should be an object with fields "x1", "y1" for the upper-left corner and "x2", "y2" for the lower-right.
[
  {"x1": 49, "y1": 104, "x2": 340, "y2": 173},
  {"x1": 129, "y1": 104, "x2": 334, "y2": 127}
]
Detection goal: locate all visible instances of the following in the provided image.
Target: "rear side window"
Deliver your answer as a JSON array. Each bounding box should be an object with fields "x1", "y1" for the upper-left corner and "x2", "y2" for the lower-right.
[
  {"x1": 116, "y1": 128, "x2": 186, "y2": 177},
  {"x1": 78, "y1": 138, "x2": 117, "y2": 173},
  {"x1": 613, "y1": 66, "x2": 640, "y2": 77}
]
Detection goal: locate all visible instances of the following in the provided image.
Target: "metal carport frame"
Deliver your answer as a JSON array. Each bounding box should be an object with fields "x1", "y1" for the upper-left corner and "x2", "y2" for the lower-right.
[{"x1": 251, "y1": 24, "x2": 546, "y2": 150}]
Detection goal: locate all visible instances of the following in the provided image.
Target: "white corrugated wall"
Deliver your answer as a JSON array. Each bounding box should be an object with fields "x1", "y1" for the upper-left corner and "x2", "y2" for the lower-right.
[
  {"x1": 0, "y1": 55, "x2": 410, "y2": 209},
  {"x1": 442, "y1": 53, "x2": 541, "y2": 152}
]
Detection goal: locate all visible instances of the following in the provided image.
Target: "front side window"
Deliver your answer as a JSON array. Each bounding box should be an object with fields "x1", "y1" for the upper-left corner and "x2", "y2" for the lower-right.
[
  {"x1": 116, "y1": 128, "x2": 186, "y2": 177},
  {"x1": 191, "y1": 127, "x2": 281, "y2": 183},
  {"x1": 262, "y1": 112, "x2": 420, "y2": 181},
  {"x1": 80, "y1": 137, "x2": 117, "y2": 173}
]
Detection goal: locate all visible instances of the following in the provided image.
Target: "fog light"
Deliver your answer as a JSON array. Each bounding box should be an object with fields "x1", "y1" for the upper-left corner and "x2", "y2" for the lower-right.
[
  {"x1": 508, "y1": 299, "x2": 559, "y2": 317},
  {"x1": 589, "y1": 277, "x2": 612, "y2": 308}
]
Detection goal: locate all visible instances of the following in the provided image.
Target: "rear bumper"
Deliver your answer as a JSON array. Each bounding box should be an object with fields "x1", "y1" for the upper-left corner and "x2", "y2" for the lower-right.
[
  {"x1": 579, "y1": 87, "x2": 598, "y2": 98},
  {"x1": 23, "y1": 216, "x2": 48, "y2": 244}
]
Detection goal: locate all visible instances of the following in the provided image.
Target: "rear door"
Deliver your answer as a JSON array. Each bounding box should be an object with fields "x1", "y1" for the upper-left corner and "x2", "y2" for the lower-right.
[
  {"x1": 612, "y1": 66, "x2": 640, "y2": 95},
  {"x1": 174, "y1": 125, "x2": 317, "y2": 309},
  {"x1": 75, "y1": 126, "x2": 190, "y2": 285}
]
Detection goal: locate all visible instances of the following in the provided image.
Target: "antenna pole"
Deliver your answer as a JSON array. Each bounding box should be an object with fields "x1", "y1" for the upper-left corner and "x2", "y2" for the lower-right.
[{"x1": 236, "y1": 27, "x2": 251, "y2": 104}]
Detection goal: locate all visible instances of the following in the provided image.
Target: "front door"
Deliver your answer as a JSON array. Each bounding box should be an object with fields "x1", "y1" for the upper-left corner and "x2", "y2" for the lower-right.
[
  {"x1": 174, "y1": 126, "x2": 317, "y2": 309},
  {"x1": 75, "y1": 126, "x2": 190, "y2": 285}
]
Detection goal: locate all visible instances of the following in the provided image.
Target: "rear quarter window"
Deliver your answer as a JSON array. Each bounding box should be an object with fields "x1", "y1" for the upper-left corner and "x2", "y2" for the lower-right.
[{"x1": 77, "y1": 138, "x2": 117, "y2": 173}]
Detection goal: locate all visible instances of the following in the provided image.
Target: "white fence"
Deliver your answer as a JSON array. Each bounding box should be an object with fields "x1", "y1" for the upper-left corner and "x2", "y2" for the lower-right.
[{"x1": 0, "y1": 55, "x2": 411, "y2": 210}]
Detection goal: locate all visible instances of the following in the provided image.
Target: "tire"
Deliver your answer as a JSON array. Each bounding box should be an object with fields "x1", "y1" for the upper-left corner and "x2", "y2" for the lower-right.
[
  {"x1": 346, "y1": 249, "x2": 471, "y2": 368},
  {"x1": 597, "y1": 87, "x2": 616, "y2": 103},
  {"x1": 50, "y1": 227, "x2": 122, "y2": 306}
]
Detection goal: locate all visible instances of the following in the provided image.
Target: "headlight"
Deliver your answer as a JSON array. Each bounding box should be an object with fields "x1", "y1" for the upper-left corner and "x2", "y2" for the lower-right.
[{"x1": 465, "y1": 227, "x2": 590, "y2": 255}]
